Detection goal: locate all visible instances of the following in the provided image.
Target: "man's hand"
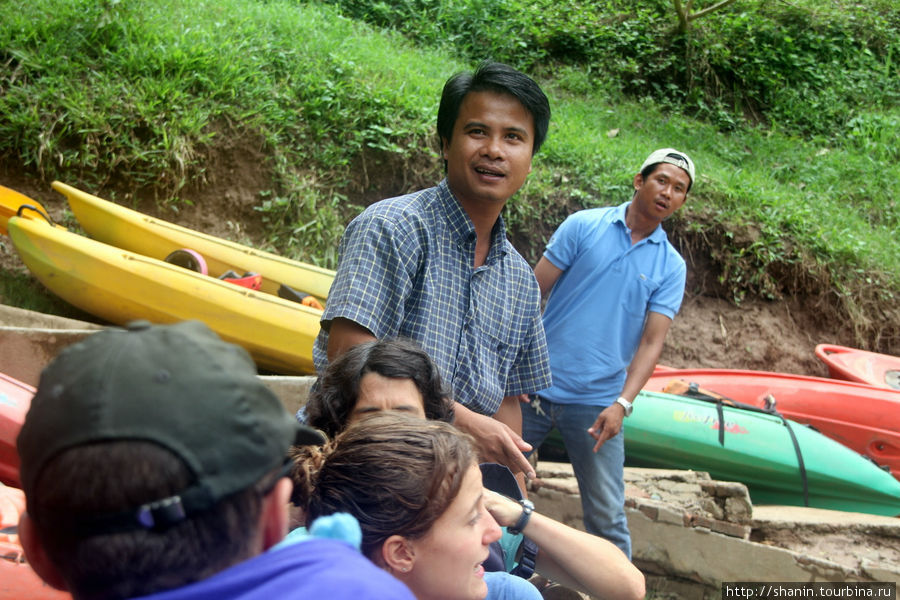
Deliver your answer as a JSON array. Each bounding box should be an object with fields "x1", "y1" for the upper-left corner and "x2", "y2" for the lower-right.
[
  {"x1": 513, "y1": 393, "x2": 531, "y2": 404},
  {"x1": 455, "y1": 404, "x2": 535, "y2": 479},
  {"x1": 587, "y1": 403, "x2": 625, "y2": 452}
]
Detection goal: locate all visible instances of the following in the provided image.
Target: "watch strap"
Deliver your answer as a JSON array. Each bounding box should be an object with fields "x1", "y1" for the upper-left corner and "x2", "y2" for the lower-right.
[
  {"x1": 507, "y1": 499, "x2": 534, "y2": 536},
  {"x1": 615, "y1": 396, "x2": 633, "y2": 417}
]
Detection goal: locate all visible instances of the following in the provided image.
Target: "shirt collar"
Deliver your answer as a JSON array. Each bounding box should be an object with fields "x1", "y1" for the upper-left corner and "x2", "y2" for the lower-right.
[
  {"x1": 616, "y1": 201, "x2": 667, "y2": 243},
  {"x1": 437, "y1": 179, "x2": 509, "y2": 262}
]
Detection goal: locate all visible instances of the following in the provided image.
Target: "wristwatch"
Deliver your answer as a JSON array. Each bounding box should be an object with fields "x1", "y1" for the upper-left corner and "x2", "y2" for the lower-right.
[
  {"x1": 507, "y1": 498, "x2": 534, "y2": 535},
  {"x1": 615, "y1": 396, "x2": 633, "y2": 417}
]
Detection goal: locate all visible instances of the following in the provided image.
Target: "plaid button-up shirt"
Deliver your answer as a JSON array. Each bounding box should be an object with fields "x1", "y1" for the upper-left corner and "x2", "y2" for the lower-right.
[{"x1": 314, "y1": 179, "x2": 551, "y2": 416}]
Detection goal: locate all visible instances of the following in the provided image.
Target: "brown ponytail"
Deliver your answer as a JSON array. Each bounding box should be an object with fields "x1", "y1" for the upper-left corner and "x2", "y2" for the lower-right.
[{"x1": 290, "y1": 412, "x2": 476, "y2": 560}]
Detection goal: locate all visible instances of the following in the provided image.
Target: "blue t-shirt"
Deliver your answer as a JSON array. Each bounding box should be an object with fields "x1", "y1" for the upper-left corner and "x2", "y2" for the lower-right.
[
  {"x1": 539, "y1": 202, "x2": 685, "y2": 405},
  {"x1": 134, "y1": 537, "x2": 415, "y2": 600},
  {"x1": 484, "y1": 571, "x2": 543, "y2": 600},
  {"x1": 314, "y1": 179, "x2": 551, "y2": 415}
]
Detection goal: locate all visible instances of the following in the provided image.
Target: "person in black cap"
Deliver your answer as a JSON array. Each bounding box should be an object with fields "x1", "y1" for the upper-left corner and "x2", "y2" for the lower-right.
[{"x1": 16, "y1": 320, "x2": 415, "y2": 600}]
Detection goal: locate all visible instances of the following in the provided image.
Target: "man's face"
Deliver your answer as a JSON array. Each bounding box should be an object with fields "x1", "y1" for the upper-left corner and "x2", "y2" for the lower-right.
[
  {"x1": 631, "y1": 162, "x2": 690, "y2": 222},
  {"x1": 441, "y1": 90, "x2": 534, "y2": 210}
]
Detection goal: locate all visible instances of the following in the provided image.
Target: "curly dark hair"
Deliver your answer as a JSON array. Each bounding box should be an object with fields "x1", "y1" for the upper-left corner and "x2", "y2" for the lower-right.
[{"x1": 305, "y1": 338, "x2": 454, "y2": 438}]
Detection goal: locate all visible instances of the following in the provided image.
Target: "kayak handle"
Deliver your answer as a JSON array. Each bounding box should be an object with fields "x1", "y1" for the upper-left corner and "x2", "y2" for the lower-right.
[{"x1": 16, "y1": 203, "x2": 56, "y2": 226}]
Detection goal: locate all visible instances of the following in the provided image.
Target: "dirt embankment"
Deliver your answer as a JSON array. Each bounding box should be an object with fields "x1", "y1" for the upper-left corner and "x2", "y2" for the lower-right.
[{"x1": 0, "y1": 150, "x2": 874, "y2": 377}]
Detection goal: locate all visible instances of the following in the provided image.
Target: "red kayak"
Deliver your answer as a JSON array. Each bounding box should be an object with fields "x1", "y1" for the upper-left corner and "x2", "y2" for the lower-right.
[
  {"x1": 1, "y1": 373, "x2": 35, "y2": 488},
  {"x1": 815, "y1": 343, "x2": 900, "y2": 390},
  {"x1": 645, "y1": 367, "x2": 900, "y2": 479},
  {"x1": 1, "y1": 484, "x2": 72, "y2": 599}
]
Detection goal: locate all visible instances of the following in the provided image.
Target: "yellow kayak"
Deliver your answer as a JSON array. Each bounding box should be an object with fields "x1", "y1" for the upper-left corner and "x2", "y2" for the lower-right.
[
  {"x1": 6, "y1": 214, "x2": 321, "y2": 374},
  {"x1": 51, "y1": 181, "x2": 335, "y2": 304},
  {"x1": 0, "y1": 185, "x2": 64, "y2": 235}
]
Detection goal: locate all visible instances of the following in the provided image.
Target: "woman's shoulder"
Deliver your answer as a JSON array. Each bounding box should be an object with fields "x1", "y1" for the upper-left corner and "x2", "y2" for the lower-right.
[{"x1": 484, "y1": 571, "x2": 543, "y2": 600}]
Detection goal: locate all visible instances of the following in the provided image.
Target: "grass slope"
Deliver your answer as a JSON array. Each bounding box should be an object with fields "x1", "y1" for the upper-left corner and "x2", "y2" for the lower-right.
[{"x1": 0, "y1": 0, "x2": 897, "y2": 350}]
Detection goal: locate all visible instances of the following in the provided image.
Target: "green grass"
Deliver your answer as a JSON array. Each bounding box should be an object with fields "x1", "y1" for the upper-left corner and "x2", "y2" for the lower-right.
[
  {"x1": 0, "y1": 0, "x2": 459, "y2": 263},
  {"x1": 0, "y1": 0, "x2": 897, "y2": 349}
]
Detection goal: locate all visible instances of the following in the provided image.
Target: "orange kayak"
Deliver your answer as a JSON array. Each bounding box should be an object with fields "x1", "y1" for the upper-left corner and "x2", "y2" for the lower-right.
[
  {"x1": 645, "y1": 367, "x2": 900, "y2": 479},
  {"x1": 0, "y1": 484, "x2": 72, "y2": 599},
  {"x1": 1, "y1": 372, "x2": 35, "y2": 488},
  {"x1": 815, "y1": 343, "x2": 900, "y2": 390}
]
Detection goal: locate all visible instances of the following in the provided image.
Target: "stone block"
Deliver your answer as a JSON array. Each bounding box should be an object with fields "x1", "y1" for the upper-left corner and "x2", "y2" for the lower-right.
[
  {"x1": 656, "y1": 505, "x2": 687, "y2": 526},
  {"x1": 637, "y1": 503, "x2": 659, "y2": 521},
  {"x1": 699, "y1": 480, "x2": 750, "y2": 498},
  {"x1": 724, "y1": 495, "x2": 753, "y2": 523},
  {"x1": 629, "y1": 510, "x2": 864, "y2": 586},
  {"x1": 709, "y1": 519, "x2": 751, "y2": 539},
  {"x1": 699, "y1": 497, "x2": 725, "y2": 520}
]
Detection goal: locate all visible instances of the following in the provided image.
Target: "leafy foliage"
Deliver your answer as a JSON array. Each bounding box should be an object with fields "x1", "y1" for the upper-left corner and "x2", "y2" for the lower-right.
[
  {"x1": 320, "y1": 0, "x2": 900, "y2": 140},
  {"x1": 0, "y1": 0, "x2": 897, "y2": 349}
]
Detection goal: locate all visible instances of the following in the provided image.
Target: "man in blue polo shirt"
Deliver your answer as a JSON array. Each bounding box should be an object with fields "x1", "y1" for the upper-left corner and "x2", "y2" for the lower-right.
[{"x1": 522, "y1": 148, "x2": 695, "y2": 558}]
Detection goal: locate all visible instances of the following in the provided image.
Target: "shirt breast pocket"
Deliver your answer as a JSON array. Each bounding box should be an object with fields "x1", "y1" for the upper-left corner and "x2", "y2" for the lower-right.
[{"x1": 621, "y1": 274, "x2": 659, "y2": 318}]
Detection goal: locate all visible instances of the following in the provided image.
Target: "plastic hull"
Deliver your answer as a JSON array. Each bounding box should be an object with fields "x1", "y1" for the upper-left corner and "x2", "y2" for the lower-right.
[
  {"x1": 0, "y1": 373, "x2": 34, "y2": 488},
  {"x1": 53, "y1": 181, "x2": 335, "y2": 303},
  {"x1": 815, "y1": 343, "x2": 900, "y2": 390},
  {"x1": 7, "y1": 216, "x2": 321, "y2": 374},
  {"x1": 624, "y1": 391, "x2": 900, "y2": 516},
  {"x1": 645, "y1": 367, "x2": 900, "y2": 478}
]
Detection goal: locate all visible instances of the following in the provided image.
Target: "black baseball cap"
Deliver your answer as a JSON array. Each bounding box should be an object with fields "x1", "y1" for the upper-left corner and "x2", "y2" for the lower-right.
[{"x1": 18, "y1": 320, "x2": 324, "y2": 532}]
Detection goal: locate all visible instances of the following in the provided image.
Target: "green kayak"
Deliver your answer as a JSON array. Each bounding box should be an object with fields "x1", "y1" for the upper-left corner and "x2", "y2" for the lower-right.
[{"x1": 543, "y1": 390, "x2": 900, "y2": 517}]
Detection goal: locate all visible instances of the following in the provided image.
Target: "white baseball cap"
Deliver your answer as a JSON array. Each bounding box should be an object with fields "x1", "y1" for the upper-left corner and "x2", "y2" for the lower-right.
[{"x1": 640, "y1": 148, "x2": 695, "y2": 186}]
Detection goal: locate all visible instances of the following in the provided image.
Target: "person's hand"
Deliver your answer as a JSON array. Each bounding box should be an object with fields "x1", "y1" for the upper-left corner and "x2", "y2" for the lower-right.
[
  {"x1": 483, "y1": 489, "x2": 522, "y2": 528},
  {"x1": 455, "y1": 406, "x2": 535, "y2": 479},
  {"x1": 587, "y1": 404, "x2": 625, "y2": 452}
]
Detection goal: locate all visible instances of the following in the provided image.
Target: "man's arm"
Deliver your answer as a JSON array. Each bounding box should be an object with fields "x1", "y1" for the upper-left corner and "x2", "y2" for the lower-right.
[
  {"x1": 326, "y1": 318, "x2": 377, "y2": 361},
  {"x1": 587, "y1": 311, "x2": 672, "y2": 451},
  {"x1": 533, "y1": 256, "x2": 563, "y2": 299}
]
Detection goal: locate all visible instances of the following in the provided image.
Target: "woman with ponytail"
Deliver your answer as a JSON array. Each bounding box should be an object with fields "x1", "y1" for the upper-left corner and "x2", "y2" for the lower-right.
[
  {"x1": 295, "y1": 339, "x2": 645, "y2": 600},
  {"x1": 290, "y1": 413, "x2": 540, "y2": 600}
]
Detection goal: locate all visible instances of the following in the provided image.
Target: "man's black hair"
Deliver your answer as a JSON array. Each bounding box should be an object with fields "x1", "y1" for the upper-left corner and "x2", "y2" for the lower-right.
[{"x1": 437, "y1": 60, "x2": 551, "y2": 165}]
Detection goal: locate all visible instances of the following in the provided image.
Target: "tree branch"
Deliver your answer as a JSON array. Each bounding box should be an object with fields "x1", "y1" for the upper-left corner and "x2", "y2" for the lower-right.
[{"x1": 689, "y1": 0, "x2": 739, "y2": 22}]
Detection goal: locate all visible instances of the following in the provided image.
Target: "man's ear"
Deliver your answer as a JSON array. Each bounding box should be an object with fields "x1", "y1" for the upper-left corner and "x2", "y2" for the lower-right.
[
  {"x1": 18, "y1": 512, "x2": 69, "y2": 591},
  {"x1": 633, "y1": 172, "x2": 644, "y2": 191},
  {"x1": 380, "y1": 533, "x2": 415, "y2": 576},
  {"x1": 260, "y1": 477, "x2": 294, "y2": 551},
  {"x1": 440, "y1": 137, "x2": 449, "y2": 161}
]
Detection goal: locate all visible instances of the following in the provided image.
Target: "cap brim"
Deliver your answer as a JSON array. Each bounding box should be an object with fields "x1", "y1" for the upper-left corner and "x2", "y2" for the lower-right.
[
  {"x1": 294, "y1": 424, "x2": 326, "y2": 446},
  {"x1": 480, "y1": 462, "x2": 523, "y2": 500}
]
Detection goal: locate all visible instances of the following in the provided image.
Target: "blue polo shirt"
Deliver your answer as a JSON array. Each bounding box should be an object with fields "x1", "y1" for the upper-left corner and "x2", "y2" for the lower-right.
[
  {"x1": 538, "y1": 202, "x2": 685, "y2": 406},
  {"x1": 314, "y1": 179, "x2": 551, "y2": 416}
]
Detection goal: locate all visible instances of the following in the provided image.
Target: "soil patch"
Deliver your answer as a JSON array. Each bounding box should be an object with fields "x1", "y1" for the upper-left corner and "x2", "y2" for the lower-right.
[{"x1": 0, "y1": 150, "x2": 877, "y2": 377}]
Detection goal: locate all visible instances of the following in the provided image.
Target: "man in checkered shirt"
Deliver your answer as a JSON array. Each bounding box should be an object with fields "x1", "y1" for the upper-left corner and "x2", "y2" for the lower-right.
[{"x1": 312, "y1": 61, "x2": 552, "y2": 478}]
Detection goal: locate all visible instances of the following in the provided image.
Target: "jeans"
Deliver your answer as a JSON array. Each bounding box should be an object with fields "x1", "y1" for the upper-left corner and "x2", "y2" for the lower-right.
[{"x1": 521, "y1": 396, "x2": 632, "y2": 559}]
